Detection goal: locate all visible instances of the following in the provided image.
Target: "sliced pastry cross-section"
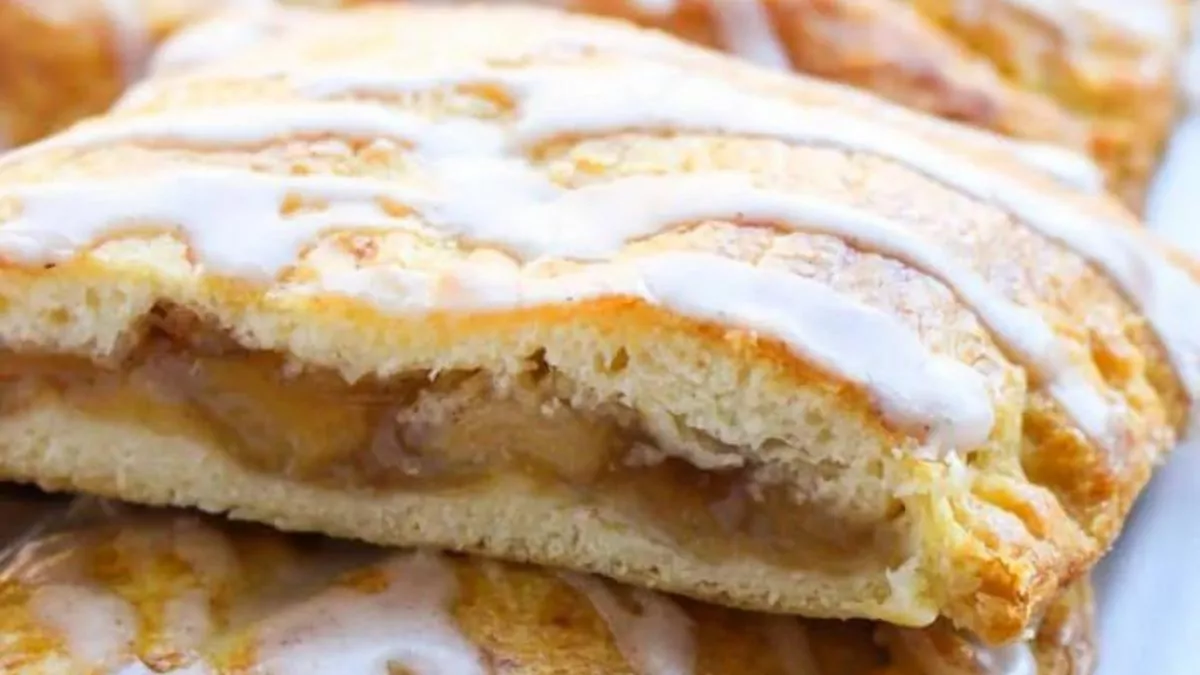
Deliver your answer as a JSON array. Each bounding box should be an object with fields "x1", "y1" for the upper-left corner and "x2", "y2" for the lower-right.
[{"x1": 0, "y1": 3, "x2": 1193, "y2": 644}]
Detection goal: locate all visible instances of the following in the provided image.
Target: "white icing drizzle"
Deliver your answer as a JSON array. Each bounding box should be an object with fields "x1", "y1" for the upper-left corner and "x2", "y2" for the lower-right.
[
  {"x1": 30, "y1": 583, "x2": 139, "y2": 667},
  {"x1": 707, "y1": 1, "x2": 792, "y2": 71},
  {"x1": 978, "y1": 141, "x2": 1103, "y2": 194},
  {"x1": 536, "y1": 1, "x2": 1105, "y2": 192},
  {"x1": 1185, "y1": 10, "x2": 1200, "y2": 109},
  {"x1": 292, "y1": 61, "x2": 1106, "y2": 193},
  {"x1": 14, "y1": 102, "x2": 501, "y2": 162},
  {"x1": 0, "y1": 169, "x2": 423, "y2": 275},
  {"x1": 562, "y1": 572, "x2": 696, "y2": 675},
  {"x1": 170, "y1": 518, "x2": 240, "y2": 585},
  {"x1": 959, "y1": 0, "x2": 1176, "y2": 42},
  {"x1": 112, "y1": 26, "x2": 1105, "y2": 192},
  {"x1": 898, "y1": 629, "x2": 1039, "y2": 675},
  {"x1": 628, "y1": 0, "x2": 790, "y2": 71},
  {"x1": 629, "y1": 0, "x2": 681, "y2": 17},
  {"x1": 962, "y1": 0, "x2": 1072, "y2": 27},
  {"x1": 98, "y1": 0, "x2": 153, "y2": 85},
  {"x1": 252, "y1": 551, "x2": 484, "y2": 675},
  {"x1": 146, "y1": 0, "x2": 293, "y2": 78},
  {"x1": 764, "y1": 618, "x2": 822, "y2": 675},
  {"x1": 158, "y1": 589, "x2": 213, "y2": 655},
  {"x1": 1072, "y1": 0, "x2": 1175, "y2": 41},
  {"x1": 975, "y1": 642, "x2": 1039, "y2": 675}
]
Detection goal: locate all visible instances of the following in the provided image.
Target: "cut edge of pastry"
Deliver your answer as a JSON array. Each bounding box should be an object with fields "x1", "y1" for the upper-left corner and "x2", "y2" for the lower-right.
[{"x1": 0, "y1": 261, "x2": 1088, "y2": 639}]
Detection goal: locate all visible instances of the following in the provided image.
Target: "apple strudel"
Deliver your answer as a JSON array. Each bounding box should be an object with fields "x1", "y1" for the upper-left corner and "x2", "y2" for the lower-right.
[{"x1": 0, "y1": 2, "x2": 1192, "y2": 644}]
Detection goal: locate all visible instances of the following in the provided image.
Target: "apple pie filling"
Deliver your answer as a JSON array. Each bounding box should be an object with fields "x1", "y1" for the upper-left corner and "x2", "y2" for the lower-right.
[{"x1": 0, "y1": 318, "x2": 913, "y2": 576}]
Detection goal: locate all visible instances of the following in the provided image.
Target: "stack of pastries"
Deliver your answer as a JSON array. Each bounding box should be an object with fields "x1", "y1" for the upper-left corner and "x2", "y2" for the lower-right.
[{"x1": 0, "y1": 1, "x2": 1195, "y2": 673}]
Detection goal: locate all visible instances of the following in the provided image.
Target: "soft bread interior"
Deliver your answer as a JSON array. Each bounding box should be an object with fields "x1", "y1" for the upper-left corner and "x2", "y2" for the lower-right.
[{"x1": 0, "y1": 299, "x2": 929, "y2": 624}]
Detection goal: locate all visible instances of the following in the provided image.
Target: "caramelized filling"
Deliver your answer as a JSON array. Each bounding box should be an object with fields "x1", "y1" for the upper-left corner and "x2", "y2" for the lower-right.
[{"x1": 0, "y1": 323, "x2": 909, "y2": 574}]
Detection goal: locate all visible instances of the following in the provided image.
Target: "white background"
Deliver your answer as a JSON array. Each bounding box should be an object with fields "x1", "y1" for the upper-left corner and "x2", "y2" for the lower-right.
[{"x1": 1095, "y1": 106, "x2": 1200, "y2": 673}]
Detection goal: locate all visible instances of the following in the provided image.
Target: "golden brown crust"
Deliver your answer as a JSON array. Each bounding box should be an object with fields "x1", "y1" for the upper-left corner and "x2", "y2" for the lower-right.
[
  {"x1": 551, "y1": 0, "x2": 1190, "y2": 211},
  {"x1": 0, "y1": 2, "x2": 1188, "y2": 643},
  {"x1": 1, "y1": 0, "x2": 1177, "y2": 209},
  {"x1": 569, "y1": 0, "x2": 1088, "y2": 148},
  {"x1": 0, "y1": 0, "x2": 356, "y2": 149},
  {"x1": 0, "y1": 0, "x2": 185, "y2": 149},
  {"x1": 0, "y1": 0, "x2": 1189, "y2": 209},
  {"x1": 909, "y1": 0, "x2": 1191, "y2": 210},
  {"x1": 0, "y1": 498, "x2": 1096, "y2": 675}
]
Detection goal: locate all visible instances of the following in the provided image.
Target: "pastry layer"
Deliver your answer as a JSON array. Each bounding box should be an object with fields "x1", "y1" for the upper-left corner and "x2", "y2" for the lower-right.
[
  {"x1": 0, "y1": 2, "x2": 1192, "y2": 643},
  {"x1": 0, "y1": 0, "x2": 348, "y2": 150},
  {"x1": 0, "y1": 0, "x2": 167, "y2": 150},
  {"x1": 549, "y1": 0, "x2": 1193, "y2": 211},
  {"x1": 0, "y1": 495, "x2": 1096, "y2": 675},
  {"x1": 908, "y1": 0, "x2": 1193, "y2": 210},
  {"x1": 0, "y1": 0, "x2": 1126, "y2": 203}
]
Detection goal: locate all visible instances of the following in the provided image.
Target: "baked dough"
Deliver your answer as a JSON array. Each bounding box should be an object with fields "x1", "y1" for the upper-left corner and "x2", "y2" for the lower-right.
[
  {"x1": 0, "y1": 0, "x2": 185, "y2": 150},
  {"x1": 538, "y1": 0, "x2": 1194, "y2": 211},
  {"x1": 0, "y1": 0, "x2": 1147, "y2": 205},
  {"x1": 0, "y1": 0, "x2": 352, "y2": 150},
  {"x1": 0, "y1": 2, "x2": 1192, "y2": 643},
  {"x1": 0, "y1": 498, "x2": 1096, "y2": 675}
]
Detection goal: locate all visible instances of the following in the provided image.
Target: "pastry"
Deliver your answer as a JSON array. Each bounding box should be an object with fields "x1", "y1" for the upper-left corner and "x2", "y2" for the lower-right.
[
  {"x1": 0, "y1": 0, "x2": 1152, "y2": 206},
  {"x1": 0, "y1": 2, "x2": 1192, "y2": 643},
  {"x1": 0, "y1": 499, "x2": 1096, "y2": 675},
  {"x1": 534, "y1": 0, "x2": 1193, "y2": 211},
  {"x1": 0, "y1": 0, "x2": 354, "y2": 150},
  {"x1": 908, "y1": 0, "x2": 1192, "y2": 211},
  {"x1": 0, "y1": 0, "x2": 189, "y2": 151},
  {"x1": 134, "y1": 0, "x2": 1107, "y2": 194}
]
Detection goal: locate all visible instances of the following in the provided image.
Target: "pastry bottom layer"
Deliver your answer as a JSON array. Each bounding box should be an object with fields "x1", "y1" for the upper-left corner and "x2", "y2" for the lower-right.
[
  {"x1": 0, "y1": 337, "x2": 932, "y2": 625},
  {"x1": 0, "y1": 502, "x2": 1095, "y2": 675}
]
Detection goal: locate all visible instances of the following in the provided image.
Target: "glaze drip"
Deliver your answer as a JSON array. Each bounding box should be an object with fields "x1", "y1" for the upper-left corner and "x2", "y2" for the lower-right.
[
  {"x1": 252, "y1": 552, "x2": 485, "y2": 675},
  {"x1": 563, "y1": 572, "x2": 696, "y2": 675}
]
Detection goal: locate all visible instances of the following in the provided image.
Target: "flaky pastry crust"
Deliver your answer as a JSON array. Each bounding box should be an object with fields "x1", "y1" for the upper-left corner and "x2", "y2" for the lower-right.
[
  {"x1": 0, "y1": 2, "x2": 1193, "y2": 643},
  {"x1": 0, "y1": 0, "x2": 1177, "y2": 210},
  {"x1": 540, "y1": 0, "x2": 1193, "y2": 211},
  {"x1": 0, "y1": 496, "x2": 1096, "y2": 675}
]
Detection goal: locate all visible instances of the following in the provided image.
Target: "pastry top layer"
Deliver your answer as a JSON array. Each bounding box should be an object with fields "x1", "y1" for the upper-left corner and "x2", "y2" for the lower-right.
[
  {"x1": 0, "y1": 2, "x2": 1191, "y2": 640},
  {"x1": 912, "y1": 0, "x2": 1193, "y2": 209},
  {"x1": 567, "y1": 0, "x2": 1090, "y2": 144},
  {"x1": 586, "y1": 0, "x2": 1190, "y2": 68},
  {"x1": 961, "y1": 0, "x2": 1190, "y2": 58},
  {"x1": 0, "y1": 498, "x2": 1095, "y2": 675},
  {"x1": 559, "y1": 0, "x2": 1192, "y2": 210}
]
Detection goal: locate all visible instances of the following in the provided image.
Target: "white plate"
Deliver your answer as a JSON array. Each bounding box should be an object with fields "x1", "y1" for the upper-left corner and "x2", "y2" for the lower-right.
[{"x1": 1096, "y1": 110, "x2": 1200, "y2": 675}]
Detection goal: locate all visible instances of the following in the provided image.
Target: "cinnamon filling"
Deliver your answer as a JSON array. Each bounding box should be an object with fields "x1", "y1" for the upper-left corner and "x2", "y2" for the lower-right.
[{"x1": 0, "y1": 317, "x2": 910, "y2": 574}]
